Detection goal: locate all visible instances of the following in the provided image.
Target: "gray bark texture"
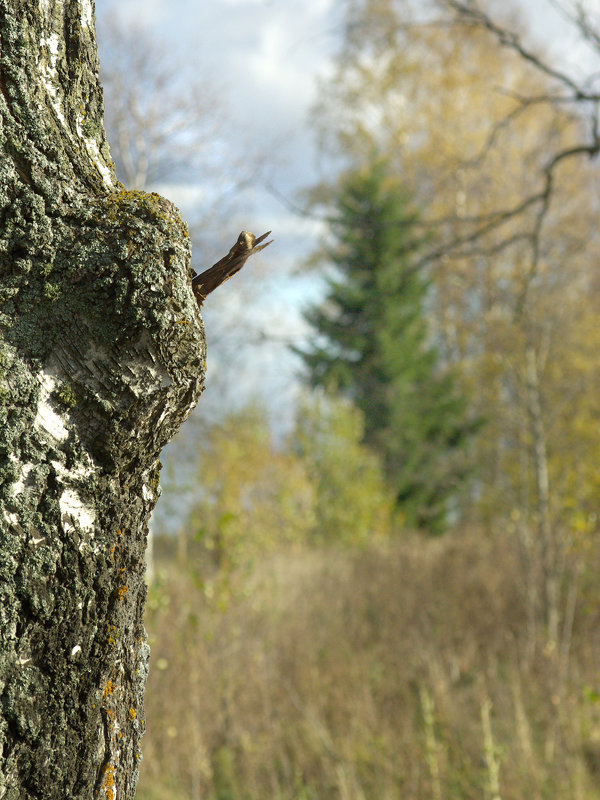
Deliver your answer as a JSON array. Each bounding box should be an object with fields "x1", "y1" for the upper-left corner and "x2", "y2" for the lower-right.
[{"x1": 0, "y1": 1, "x2": 206, "y2": 797}]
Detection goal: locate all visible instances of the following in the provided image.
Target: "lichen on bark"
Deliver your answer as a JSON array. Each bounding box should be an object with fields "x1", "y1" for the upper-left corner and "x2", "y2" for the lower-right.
[{"x1": 0, "y1": 1, "x2": 205, "y2": 798}]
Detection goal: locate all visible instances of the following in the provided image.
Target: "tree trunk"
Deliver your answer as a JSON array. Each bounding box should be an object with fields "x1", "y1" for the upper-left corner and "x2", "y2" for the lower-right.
[
  {"x1": 0, "y1": 2, "x2": 205, "y2": 798},
  {"x1": 524, "y1": 344, "x2": 559, "y2": 644}
]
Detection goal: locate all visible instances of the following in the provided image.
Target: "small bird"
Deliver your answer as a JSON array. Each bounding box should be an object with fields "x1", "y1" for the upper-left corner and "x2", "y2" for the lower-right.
[{"x1": 191, "y1": 230, "x2": 272, "y2": 307}]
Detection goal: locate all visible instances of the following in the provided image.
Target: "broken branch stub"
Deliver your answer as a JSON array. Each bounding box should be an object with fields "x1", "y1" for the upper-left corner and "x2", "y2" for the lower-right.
[{"x1": 191, "y1": 230, "x2": 272, "y2": 306}]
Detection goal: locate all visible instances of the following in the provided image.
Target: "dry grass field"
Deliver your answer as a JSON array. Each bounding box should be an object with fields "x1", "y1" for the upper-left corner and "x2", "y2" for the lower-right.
[{"x1": 136, "y1": 529, "x2": 600, "y2": 800}]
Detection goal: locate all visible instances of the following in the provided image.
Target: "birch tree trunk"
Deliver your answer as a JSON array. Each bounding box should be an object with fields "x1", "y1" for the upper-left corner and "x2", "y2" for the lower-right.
[
  {"x1": 524, "y1": 345, "x2": 560, "y2": 644},
  {"x1": 0, "y1": 2, "x2": 206, "y2": 797}
]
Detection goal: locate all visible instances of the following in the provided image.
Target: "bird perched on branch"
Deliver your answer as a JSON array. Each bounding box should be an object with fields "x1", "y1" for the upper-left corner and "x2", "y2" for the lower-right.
[{"x1": 191, "y1": 230, "x2": 272, "y2": 307}]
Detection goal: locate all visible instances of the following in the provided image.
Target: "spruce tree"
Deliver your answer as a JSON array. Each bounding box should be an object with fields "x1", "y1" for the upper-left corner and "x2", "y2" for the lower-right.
[{"x1": 300, "y1": 160, "x2": 476, "y2": 533}]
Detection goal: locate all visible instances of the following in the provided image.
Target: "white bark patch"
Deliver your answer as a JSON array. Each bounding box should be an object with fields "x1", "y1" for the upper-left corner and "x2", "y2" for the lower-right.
[
  {"x1": 153, "y1": 405, "x2": 169, "y2": 431},
  {"x1": 10, "y1": 461, "x2": 35, "y2": 498},
  {"x1": 38, "y1": 0, "x2": 59, "y2": 17},
  {"x1": 123, "y1": 332, "x2": 172, "y2": 396},
  {"x1": 83, "y1": 135, "x2": 114, "y2": 188},
  {"x1": 80, "y1": 0, "x2": 93, "y2": 28},
  {"x1": 38, "y1": 8, "x2": 113, "y2": 190},
  {"x1": 83, "y1": 334, "x2": 171, "y2": 399},
  {"x1": 51, "y1": 458, "x2": 93, "y2": 483},
  {"x1": 75, "y1": 114, "x2": 115, "y2": 189},
  {"x1": 34, "y1": 369, "x2": 69, "y2": 444},
  {"x1": 2, "y1": 509, "x2": 20, "y2": 529},
  {"x1": 59, "y1": 488, "x2": 96, "y2": 534},
  {"x1": 39, "y1": 32, "x2": 67, "y2": 126},
  {"x1": 186, "y1": 397, "x2": 197, "y2": 415}
]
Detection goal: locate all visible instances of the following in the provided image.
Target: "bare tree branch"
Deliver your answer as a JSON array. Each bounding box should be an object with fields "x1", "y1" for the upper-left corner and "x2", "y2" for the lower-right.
[
  {"x1": 444, "y1": 0, "x2": 600, "y2": 100},
  {"x1": 433, "y1": 0, "x2": 600, "y2": 312},
  {"x1": 548, "y1": 0, "x2": 600, "y2": 54},
  {"x1": 191, "y1": 231, "x2": 273, "y2": 305}
]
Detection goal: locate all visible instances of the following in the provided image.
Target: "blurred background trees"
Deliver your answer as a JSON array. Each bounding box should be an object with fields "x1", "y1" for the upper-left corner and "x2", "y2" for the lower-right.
[
  {"x1": 299, "y1": 159, "x2": 478, "y2": 532},
  {"x1": 96, "y1": 0, "x2": 600, "y2": 797},
  {"x1": 310, "y1": 0, "x2": 600, "y2": 644},
  {"x1": 100, "y1": 16, "x2": 223, "y2": 192}
]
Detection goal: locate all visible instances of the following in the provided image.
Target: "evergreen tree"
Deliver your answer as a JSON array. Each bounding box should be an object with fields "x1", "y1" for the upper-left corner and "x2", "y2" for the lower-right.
[{"x1": 300, "y1": 160, "x2": 477, "y2": 533}]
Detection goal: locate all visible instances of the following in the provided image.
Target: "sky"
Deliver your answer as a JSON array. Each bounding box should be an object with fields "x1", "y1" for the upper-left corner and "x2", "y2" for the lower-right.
[
  {"x1": 97, "y1": 0, "x2": 343, "y2": 235},
  {"x1": 99, "y1": 0, "x2": 340, "y2": 153}
]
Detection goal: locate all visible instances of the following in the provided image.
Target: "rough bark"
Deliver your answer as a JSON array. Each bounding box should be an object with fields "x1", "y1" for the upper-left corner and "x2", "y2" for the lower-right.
[{"x1": 0, "y1": 1, "x2": 205, "y2": 798}]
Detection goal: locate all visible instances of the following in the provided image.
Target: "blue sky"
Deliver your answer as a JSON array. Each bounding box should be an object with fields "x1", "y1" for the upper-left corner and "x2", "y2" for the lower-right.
[{"x1": 97, "y1": 0, "x2": 343, "y2": 223}]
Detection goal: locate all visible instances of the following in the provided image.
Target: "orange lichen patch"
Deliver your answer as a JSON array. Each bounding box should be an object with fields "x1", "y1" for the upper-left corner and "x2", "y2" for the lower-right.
[
  {"x1": 117, "y1": 586, "x2": 128, "y2": 601},
  {"x1": 106, "y1": 622, "x2": 117, "y2": 646},
  {"x1": 102, "y1": 680, "x2": 114, "y2": 699},
  {"x1": 128, "y1": 707, "x2": 136, "y2": 721},
  {"x1": 103, "y1": 763, "x2": 115, "y2": 798}
]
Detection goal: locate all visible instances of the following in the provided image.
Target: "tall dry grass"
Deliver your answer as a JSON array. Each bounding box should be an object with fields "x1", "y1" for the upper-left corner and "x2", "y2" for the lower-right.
[{"x1": 136, "y1": 529, "x2": 600, "y2": 800}]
